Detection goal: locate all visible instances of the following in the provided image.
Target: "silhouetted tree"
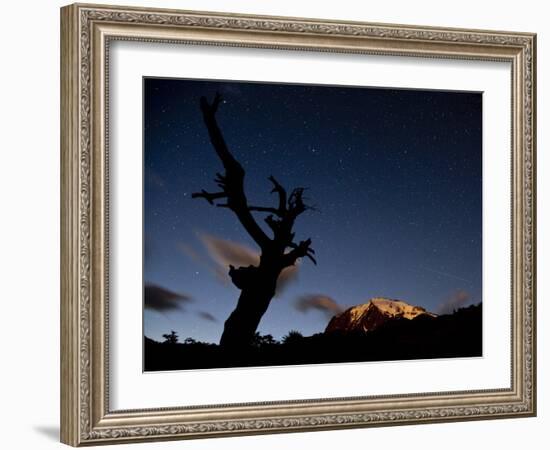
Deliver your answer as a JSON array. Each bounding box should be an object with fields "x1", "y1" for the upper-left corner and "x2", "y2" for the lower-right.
[
  {"x1": 251, "y1": 332, "x2": 278, "y2": 348},
  {"x1": 282, "y1": 330, "x2": 304, "y2": 345},
  {"x1": 162, "y1": 330, "x2": 179, "y2": 344},
  {"x1": 192, "y1": 93, "x2": 317, "y2": 348}
]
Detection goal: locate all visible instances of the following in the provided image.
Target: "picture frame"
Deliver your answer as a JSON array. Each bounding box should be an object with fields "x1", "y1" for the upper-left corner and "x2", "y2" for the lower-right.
[{"x1": 60, "y1": 2, "x2": 536, "y2": 446}]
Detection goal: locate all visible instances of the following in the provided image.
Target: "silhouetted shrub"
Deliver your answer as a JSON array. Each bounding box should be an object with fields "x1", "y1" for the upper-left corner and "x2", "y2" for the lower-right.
[
  {"x1": 282, "y1": 330, "x2": 304, "y2": 345},
  {"x1": 161, "y1": 330, "x2": 178, "y2": 344}
]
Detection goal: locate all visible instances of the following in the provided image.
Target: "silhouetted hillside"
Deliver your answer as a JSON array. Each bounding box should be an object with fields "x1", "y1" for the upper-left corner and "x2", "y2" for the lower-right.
[{"x1": 144, "y1": 303, "x2": 482, "y2": 371}]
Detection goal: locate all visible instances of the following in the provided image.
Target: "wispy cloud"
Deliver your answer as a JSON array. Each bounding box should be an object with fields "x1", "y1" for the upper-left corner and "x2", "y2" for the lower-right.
[
  {"x1": 295, "y1": 294, "x2": 344, "y2": 318},
  {"x1": 197, "y1": 311, "x2": 218, "y2": 322},
  {"x1": 436, "y1": 289, "x2": 472, "y2": 315},
  {"x1": 200, "y1": 233, "x2": 259, "y2": 270},
  {"x1": 144, "y1": 283, "x2": 192, "y2": 312},
  {"x1": 191, "y1": 233, "x2": 299, "y2": 294},
  {"x1": 177, "y1": 241, "x2": 223, "y2": 279}
]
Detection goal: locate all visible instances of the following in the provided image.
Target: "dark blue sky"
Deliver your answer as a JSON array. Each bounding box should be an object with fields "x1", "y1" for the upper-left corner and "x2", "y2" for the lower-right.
[{"x1": 143, "y1": 77, "x2": 482, "y2": 344}]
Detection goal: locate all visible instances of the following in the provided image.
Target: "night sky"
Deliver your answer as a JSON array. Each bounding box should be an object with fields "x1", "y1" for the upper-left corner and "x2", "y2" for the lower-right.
[{"x1": 143, "y1": 77, "x2": 482, "y2": 344}]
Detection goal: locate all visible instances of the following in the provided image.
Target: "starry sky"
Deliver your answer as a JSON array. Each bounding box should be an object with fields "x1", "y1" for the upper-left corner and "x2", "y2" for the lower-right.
[{"x1": 143, "y1": 77, "x2": 482, "y2": 344}]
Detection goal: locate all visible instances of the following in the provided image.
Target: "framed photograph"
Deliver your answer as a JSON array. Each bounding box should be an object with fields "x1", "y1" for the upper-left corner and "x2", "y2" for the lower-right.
[{"x1": 60, "y1": 3, "x2": 536, "y2": 446}]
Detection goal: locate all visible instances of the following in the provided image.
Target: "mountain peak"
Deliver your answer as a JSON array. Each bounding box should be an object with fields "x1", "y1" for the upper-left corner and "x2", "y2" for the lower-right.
[{"x1": 325, "y1": 297, "x2": 436, "y2": 334}]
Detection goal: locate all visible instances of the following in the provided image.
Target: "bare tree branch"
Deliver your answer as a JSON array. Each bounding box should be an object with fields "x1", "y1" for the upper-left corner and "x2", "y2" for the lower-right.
[
  {"x1": 268, "y1": 175, "x2": 287, "y2": 214},
  {"x1": 194, "y1": 93, "x2": 271, "y2": 249},
  {"x1": 194, "y1": 95, "x2": 317, "y2": 264},
  {"x1": 199, "y1": 94, "x2": 243, "y2": 176},
  {"x1": 191, "y1": 190, "x2": 227, "y2": 205},
  {"x1": 283, "y1": 238, "x2": 317, "y2": 266},
  {"x1": 288, "y1": 187, "x2": 309, "y2": 218},
  {"x1": 264, "y1": 215, "x2": 280, "y2": 234},
  {"x1": 248, "y1": 206, "x2": 281, "y2": 215}
]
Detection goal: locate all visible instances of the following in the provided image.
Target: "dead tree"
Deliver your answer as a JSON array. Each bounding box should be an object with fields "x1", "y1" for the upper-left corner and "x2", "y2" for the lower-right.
[{"x1": 192, "y1": 93, "x2": 316, "y2": 348}]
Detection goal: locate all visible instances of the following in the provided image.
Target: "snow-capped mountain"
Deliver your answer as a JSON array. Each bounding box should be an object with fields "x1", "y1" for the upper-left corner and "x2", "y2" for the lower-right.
[{"x1": 325, "y1": 297, "x2": 436, "y2": 334}]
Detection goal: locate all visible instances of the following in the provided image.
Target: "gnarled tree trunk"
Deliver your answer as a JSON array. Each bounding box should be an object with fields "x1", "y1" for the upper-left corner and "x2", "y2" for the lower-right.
[{"x1": 219, "y1": 264, "x2": 279, "y2": 347}]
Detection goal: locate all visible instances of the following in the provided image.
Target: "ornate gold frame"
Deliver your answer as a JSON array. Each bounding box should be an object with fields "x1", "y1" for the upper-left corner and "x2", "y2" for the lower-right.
[{"x1": 60, "y1": 3, "x2": 536, "y2": 446}]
